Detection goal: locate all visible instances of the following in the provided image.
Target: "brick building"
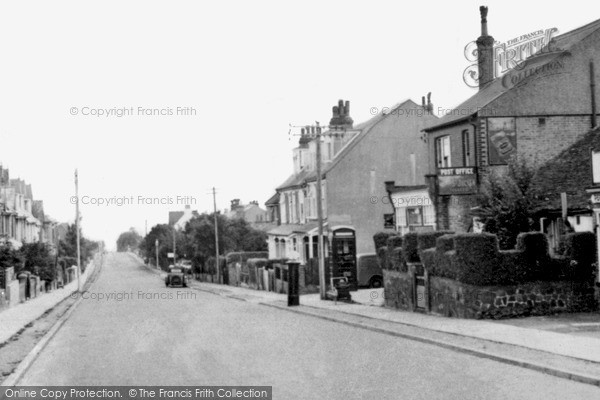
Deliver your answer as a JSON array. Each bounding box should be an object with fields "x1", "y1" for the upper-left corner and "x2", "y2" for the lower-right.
[
  {"x1": 423, "y1": 8, "x2": 600, "y2": 234},
  {"x1": 267, "y1": 98, "x2": 438, "y2": 262}
]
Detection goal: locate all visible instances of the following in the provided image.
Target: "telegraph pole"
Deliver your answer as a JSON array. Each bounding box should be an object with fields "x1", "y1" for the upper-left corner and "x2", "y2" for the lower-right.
[
  {"x1": 155, "y1": 239, "x2": 159, "y2": 269},
  {"x1": 315, "y1": 123, "x2": 327, "y2": 300},
  {"x1": 74, "y1": 169, "x2": 81, "y2": 292},
  {"x1": 212, "y1": 187, "x2": 220, "y2": 283}
]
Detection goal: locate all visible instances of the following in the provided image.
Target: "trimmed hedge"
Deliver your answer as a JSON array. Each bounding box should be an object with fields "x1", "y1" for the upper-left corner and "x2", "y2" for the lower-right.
[
  {"x1": 563, "y1": 232, "x2": 597, "y2": 281},
  {"x1": 453, "y1": 233, "x2": 500, "y2": 286},
  {"x1": 374, "y1": 229, "x2": 596, "y2": 286},
  {"x1": 386, "y1": 235, "x2": 403, "y2": 250},
  {"x1": 402, "y1": 233, "x2": 420, "y2": 263},
  {"x1": 226, "y1": 252, "x2": 269, "y2": 264},
  {"x1": 206, "y1": 256, "x2": 227, "y2": 275},
  {"x1": 417, "y1": 231, "x2": 455, "y2": 252},
  {"x1": 389, "y1": 247, "x2": 407, "y2": 272},
  {"x1": 247, "y1": 258, "x2": 269, "y2": 269},
  {"x1": 373, "y1": 231, "x2": 395, "y2": 251},
  {"x1": 377, "y1": 246, "x2": 390, "y2": 270}
]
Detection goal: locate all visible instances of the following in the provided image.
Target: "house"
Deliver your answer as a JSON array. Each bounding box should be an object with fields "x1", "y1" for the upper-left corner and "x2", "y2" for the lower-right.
[
  {"x1": 225, "y1": 199, "x2": 270, "y2": 225},
  {"x1": 168, "y1": 205, "x2": 199, "y2": 231},
  {"x1": 267, "y1": 98, "x2": 438, "y2": 264},
  {"x1": 530, "y1": 128, "x2": 600, "y2": 252},
  {"x1": 0, "y1": 169, "x2": 42, "y2": 248},
  {"x1": 423, "y1": 7, "x2": 600, "y2": 237}
]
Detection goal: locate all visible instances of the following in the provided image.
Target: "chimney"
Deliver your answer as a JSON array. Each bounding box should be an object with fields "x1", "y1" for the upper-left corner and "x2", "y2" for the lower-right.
[
  {"x1": 426, "y1": 92, "x2": 433, "y2": 112},
  {"x1": 329, "y1": 99, "x2": 354, "y2": 128},
  {"x1": 476, "y1": 6, "x2": 494, "y2": 89},
  {"x1": 230, "y1": 199, "x2": 241, "y2": 210}
]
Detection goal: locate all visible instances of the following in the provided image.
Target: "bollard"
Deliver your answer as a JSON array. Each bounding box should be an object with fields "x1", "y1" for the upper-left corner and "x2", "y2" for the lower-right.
[{"x1": 287, "y1": 261, "x2": 300, "y2": 306}]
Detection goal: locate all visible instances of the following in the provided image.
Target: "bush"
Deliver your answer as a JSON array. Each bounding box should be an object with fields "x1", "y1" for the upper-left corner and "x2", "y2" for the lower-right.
[
  {"x1": 515, "y1": 232, "x2": 550, "y2": 280},
  {"x1": 386, "y1": 235, "x2": 403, "y2": 250},
  {"x1": 389, "y1": 247, "x2": 407, "y2": 272},
  {"x1": 420, "y1": 248, "x2": 436, "y2": 273},
  {"x1": 453, "y1": 233, "x2": 500, "y2": 286},
  {"x1": 417, "y1": 231, "x2": 455, "y2": 252},
  {"x1": 206, "y1": 256, "x2": 226, "y2": 275},
  {"x1": 564, "y1": 232, "x2": 597, "y2": 281},
  {"x1": 247, "y1": 258, "x2": 269, "y2": 268},
  {"x1": 377, "y1": 246, "x2": 390, "y2": 270},
  {"x1": 402, "y1": 233, "x2": 420, "y2": 263},
  {"x1": 373, "y1": 232, "x2": 395, "y2": 251},
  {"x1": 226, "y1": 252, "x2": 269, "y2": 264}
]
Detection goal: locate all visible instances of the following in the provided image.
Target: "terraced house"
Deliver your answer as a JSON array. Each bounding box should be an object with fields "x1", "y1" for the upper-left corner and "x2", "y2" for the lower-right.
[
  {"x1": 266, "y1": 98, "x2": 438, "y2": 266},
  {"x1": 423, "y1": 8, "x2": 600, "y2": 247}
]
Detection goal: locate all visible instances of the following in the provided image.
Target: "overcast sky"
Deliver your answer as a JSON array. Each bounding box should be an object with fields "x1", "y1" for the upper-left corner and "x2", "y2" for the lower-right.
[{"x1": 0, "y1": 0, "x2": 597, "y2": 249}]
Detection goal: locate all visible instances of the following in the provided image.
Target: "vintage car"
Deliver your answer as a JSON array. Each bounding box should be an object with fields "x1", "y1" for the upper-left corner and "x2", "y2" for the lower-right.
[{"x1": 165, "y1": 265, "x2": 187, "y2": 288}]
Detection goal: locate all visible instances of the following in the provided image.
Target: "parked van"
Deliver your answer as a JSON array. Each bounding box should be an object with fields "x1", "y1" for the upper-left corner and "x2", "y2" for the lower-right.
[{"x1": 356, "y1": 253, "x2": 383, "y2": 288}]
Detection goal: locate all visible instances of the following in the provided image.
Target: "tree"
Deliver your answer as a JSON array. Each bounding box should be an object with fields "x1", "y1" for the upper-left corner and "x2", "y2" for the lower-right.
[
  {"x1": 141, "y1": 213, "x2": 268, "y2": 273},
  {"x1": 139, "y1": 224, "x2": 180, "y2": 270},
  {"x1": 58, "y1": 224, "x2": 100, "y2": 271},
  {"x1": 19, "y1": 242, "x2": 55, "y2": 281},
  {"x1": 475, "y1": 158, "x2": 537, "y2": 249},
  {"x1": 116, "y1": 228, "x2": 143, "y2": 252},
  {"x1": 0, "y1": 243, "x2": 22, "y2": 272}
]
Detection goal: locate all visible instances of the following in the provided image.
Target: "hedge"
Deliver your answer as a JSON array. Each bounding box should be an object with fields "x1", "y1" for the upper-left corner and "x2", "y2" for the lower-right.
[
  {"x1": 377, "y1": 246, "x2": 390, "y2": 270},
  {"x1": 386, "y1": 235, "x2": 403, "y2": 250},
  {"x1": 453, "y1": 233, "x2": 500, "y2": 286},
  {"x1": 389, "y1": 247, "x2": 407, "y2": 272},
  {"x1": 206, "y1": 256, "x2": 227, "y2": 275},
  {"x1": 226, "y1": 252, "x2": 269, "y2": 264},
  {"x1": 563, "y1": 232, "x2": 597, "y2": 281},
  {"x1": 373, "y1": 232, "x2": 395, "y2": 251},
  {"x1": 402, "y1": 232, "x2": 420, "y2": 263},
  {"x1": 417, "y1": 231, "x2": 455, "y2": 252}
]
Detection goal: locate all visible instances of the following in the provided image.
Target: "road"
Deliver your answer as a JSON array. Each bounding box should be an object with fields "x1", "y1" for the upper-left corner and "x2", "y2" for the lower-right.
[{"x1": 16, "y1": 253, "x2": 600, "y2": 399}]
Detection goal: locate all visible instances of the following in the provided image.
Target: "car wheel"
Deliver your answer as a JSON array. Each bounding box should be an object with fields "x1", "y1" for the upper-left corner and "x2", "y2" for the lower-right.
[{"x1": 370, "y1": 277, "x2": 383, "y2": 288}]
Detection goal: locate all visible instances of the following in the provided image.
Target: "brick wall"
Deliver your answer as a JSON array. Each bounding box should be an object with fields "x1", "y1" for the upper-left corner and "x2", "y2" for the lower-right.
[{"x1": 514, "y1": 115, "x2": 592, "y2": 166}]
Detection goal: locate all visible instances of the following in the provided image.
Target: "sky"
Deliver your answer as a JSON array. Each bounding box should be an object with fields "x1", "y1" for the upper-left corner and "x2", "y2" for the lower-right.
[{"x1": 0, "y1": 0, "x2": 598, "y2": 249}]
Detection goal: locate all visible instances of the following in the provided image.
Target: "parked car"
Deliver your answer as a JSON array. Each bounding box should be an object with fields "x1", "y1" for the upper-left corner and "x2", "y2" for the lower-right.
[
  {"x1": 356, "y1": 253, "x2": 383, "y2": 288},
  {"x1": 165, "y1": 265, "x2": 187, "y2": 288}
]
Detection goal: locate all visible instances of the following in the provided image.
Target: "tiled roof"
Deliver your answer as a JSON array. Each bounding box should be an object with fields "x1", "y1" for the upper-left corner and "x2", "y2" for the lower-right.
[
  {"x1": 531, "y1": 128, "x2": 600, "y2": 214},
  {"x1": 168, "y1": 211, "x2": 184, "y2": 226},
  {"x1": 425, "y1": 17, "x2": 600, "y2": 132},
  {"x1": 265, "y1": 192, "x2": 280, "y2": 206}
]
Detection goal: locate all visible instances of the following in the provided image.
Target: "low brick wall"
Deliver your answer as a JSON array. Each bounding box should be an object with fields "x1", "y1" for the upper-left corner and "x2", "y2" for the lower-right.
[
  {"x1": 382, "y1": 270, "x2": 413, "y2": 311},
  {"x1": 428, "y1": 276, "x2": 598, "y2": 319}
]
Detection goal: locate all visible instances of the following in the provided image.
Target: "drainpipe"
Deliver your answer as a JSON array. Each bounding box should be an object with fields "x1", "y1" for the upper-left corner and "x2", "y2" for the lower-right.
[
  {"x1": 384, "y1": 181, "x2": 397, "y2": 232},
  {"x1": 591, "y1": 61, "x2": 598, "y2": 129}
]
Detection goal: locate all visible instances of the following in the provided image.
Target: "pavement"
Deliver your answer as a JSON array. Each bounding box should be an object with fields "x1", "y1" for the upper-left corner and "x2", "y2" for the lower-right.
[
  {"x1": 11, "y1": 253, "x2": 600, "y2": 398},
  {"x1": 0, "y1": 255, "x2": 100, "y2": 346}
]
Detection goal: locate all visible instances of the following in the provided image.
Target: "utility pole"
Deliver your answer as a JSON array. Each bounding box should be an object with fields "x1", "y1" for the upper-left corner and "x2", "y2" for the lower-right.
[
  {"x1": 155, "y1": 239, "x2": 159, "y2": 269},
  {"x1": 212, "y1": 187, "x2": 220, "y2": 283},
  {"x1": 173, "y1": 229, "x2": 177, "y2": 266},
  {"x1": 289, "y1": 121, "x2": 348, "y2": 300},
  {"x1": 314, "y1": 123, "x2": 328, "y2": 300},
  {"x1": 74, "y1": 169, "x2": 81, "y2": 292}
]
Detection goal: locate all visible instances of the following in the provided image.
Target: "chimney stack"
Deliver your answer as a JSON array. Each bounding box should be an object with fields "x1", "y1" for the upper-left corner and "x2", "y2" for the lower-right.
[
  {"x1": 476, "y1": 6, "x2": 494, "y2": 89},
  {"x1": 329, "y1": 99, "x2": 354, "y2": 128}
]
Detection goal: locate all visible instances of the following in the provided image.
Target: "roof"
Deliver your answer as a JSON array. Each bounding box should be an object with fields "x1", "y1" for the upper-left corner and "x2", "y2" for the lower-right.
[
  {"x1": 265, "y1": 192, "x2": 280, "y2": 206},
  {"x1": 267, "y1": 224, "x2": 308, "y2": 236},
  {"x1": 275, "y1": 99, "x2": 435, "y2": 189},
  {"x1": 307, "y1": 99, "x2": 433, "y2": 182},
  {"x1": 424, "y1": 17, "x2": 600, "y2": 132},
  {"x1": 531, "y1": 128, "x2": 600, "y2": 214},
  {"x1": 168, "y1": 211, "x2": 184, "y2": 226}
]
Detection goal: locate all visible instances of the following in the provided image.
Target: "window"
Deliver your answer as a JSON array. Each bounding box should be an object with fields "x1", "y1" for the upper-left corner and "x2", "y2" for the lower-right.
[
  {"x1": 406, "y1": 207, "x2": 423, "y2": 226},
  {"x1": 436, "y1": 136, "x2": 451, "y2": 168},
  {"x1": 462, "y1": 130, "x2": 471, "y2": 166},
  {"x1": 593, "y1": 150, "x2": 600, "y2": 185}
]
